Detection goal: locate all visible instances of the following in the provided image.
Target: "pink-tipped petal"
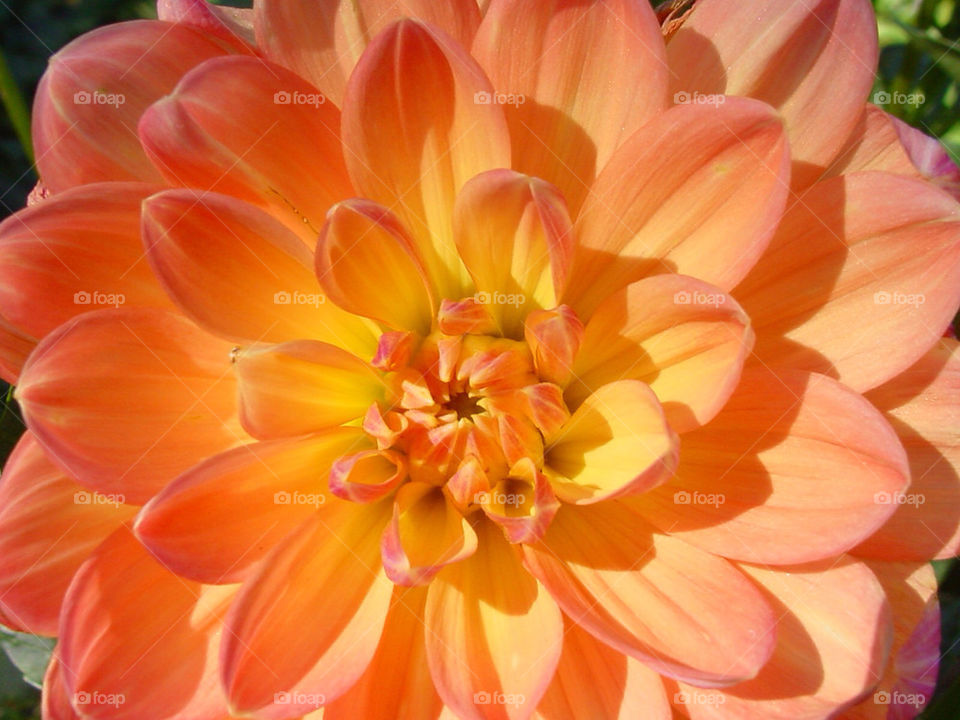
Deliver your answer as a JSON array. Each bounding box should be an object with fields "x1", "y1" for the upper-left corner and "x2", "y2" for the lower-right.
[{"x1": 157, "y1": 0, "x2": 255, "y2": 50}]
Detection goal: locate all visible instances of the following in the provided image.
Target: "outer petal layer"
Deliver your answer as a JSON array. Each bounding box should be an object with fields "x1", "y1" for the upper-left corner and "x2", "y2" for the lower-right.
[
  {"x1": 0, "y1": 182, "x2": 173, "y2": 343},
  {"x1": 522, "y1": 503, "x2": 777, "y2": 686},
  {"x1": 138, "y1": 56, "x2": 352, "y2": 240},
  {"x1": 59, "y1": 529, "x2": 235, "y2": 720},
  {"x1": 16, "y1": 309, "x2": 241, "y2": 504},
  {"x1": 221, "y1": 504, "x2": 394, "y2": 718},
  {"x1": 634, "y1": 368, "x2": 911, "y2": 565},
  {"x1": 674, "y1": 558, "x2": 891, "y2": 719},
  {"x1": 667, "y1": 0, "x2": 878, "y2": 187},
  {"x1": 567, "y1": 99, "x2": 789, "y2": 315},
  {"x1": 0, "y1": 433, "x2": 134, "y2": 635},
  {"x1": 142, "y1": 190, "x2": 376, "y2": 354},
  {"x1": 32, "y1": 20, "x2": 225, "y2": 191},
  {"x1": 858, "y1": 339, "x2": 960, "y2": 559},
  {"x1": 135, "y1": 430, "x2": 366, "y2": 583},
  {"x1": 737, "y1": 172, "x2": 960, "y2": 392}
]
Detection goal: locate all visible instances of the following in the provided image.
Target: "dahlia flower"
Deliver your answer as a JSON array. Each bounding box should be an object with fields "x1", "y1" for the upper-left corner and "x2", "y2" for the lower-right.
[{"x1": 0, "y1": 0, "x2": 959, "y2": 718}]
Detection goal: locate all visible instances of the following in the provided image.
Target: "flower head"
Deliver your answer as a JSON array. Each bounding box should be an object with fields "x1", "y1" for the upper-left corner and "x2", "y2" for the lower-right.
[{"x1": 1, "y1": 0, "x2": 959, "y2": 718}]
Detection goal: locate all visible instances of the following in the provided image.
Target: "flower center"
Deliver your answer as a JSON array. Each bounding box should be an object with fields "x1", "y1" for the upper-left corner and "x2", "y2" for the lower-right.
[{"x1": 329, "y1": 298, "x2": 585, "y2": 548}]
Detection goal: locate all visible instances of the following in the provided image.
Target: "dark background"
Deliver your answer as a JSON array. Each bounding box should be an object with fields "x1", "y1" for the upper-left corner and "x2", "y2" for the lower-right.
[{"x1": 0, "y1": 0, "x2": 957, "y2": 717}]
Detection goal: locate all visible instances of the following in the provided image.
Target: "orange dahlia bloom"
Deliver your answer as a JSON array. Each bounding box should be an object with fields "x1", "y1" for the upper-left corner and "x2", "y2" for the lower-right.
[{"x1": 0, "y1": 0, "x2": 959, "y2": 718}]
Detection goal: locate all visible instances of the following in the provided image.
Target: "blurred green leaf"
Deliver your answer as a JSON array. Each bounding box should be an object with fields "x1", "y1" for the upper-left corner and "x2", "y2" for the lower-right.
[{"x1": 0, "y1": 631, "x2": 53, "y2": 690}]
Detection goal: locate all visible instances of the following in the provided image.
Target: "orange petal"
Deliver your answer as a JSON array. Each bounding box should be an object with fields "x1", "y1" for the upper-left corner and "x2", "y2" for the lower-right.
[
  {"x1": 888, "y1": 115, "x2": 960, "y2": 199},
  {"x1": 472, "y1": 0, "x2": 669, "y2": 215},
  {"x1": 737, "y1": 172, "x2": 960, "y2": 392},
  {"x1": 0, "y1": 182, "x2": 174, "y2": 342},
  {"x1": 567, "y1": 98, "x2": 788, "y2": 315},
  {"x1": 673, "y1": 557, "x2": 891, "y2": 718},
  {"x1": 255, "y1": 0, "x2": 481, "y2": 107},
  {"x1": 545, "y1": 380, "x2": 678, "y2": 504},
  {"x1": 317, "y1": 200, "x2": 435, "y2": 333},
  {"x1": 570, "y1": 275, "x2": 753, "y2": 432},
  {"x1": 667, "y1": 0, "x2": 879, "y2": 188},
  {"x1": 382, "y1": 483, "x2": 478, "y2": 586},
  {"x1": 438, "y1": 298, "x2": 498, "y2": 336},
  {"x1": 633, "y1": 367, "x2": 910, "y2": 565},
  {"x1": 323, "y1": 586, "x2": 444, "y2": 720},
  {"x1": 236, "y1": 340, "x2": 385, "y2": 439},
  {"x1": 858, "y1": 338, "x2": 960, "y2": 560},
  {"x1": 425, "y1": 519, "x2": 563, "y2": 720},
  {"x1": 521, "y1": 503, "x2": 776, "y2": 686},
  {"x1": 59, "y1": 528, "x2": 235, "y2": 720},
  {"x1": 32, "y1": 21, "x2": 225, "y2": 192},
  {"x1": 142, "y1": 189, "x2": 376, "y2": 354},
  {"x1": 135, "y1": 430, "x2": 365, "y2": 583},
  {"x1": 536, "y1": 618, "x2": 671, "y2": 720},
  {"x1": 0, "y1": 311, "x2": 38, "y2": 383},
  {"x1": 0, "y1": 433, "x2": 134, "y2": 635},
  {"x1": 341, "y1": 19, "x2": 511, "y2": 300},
  {"x1": 844, "y1": 561, "x2": 938, "y2": 719},
  {"x1": 827, "y1": 104, "x2": 922, "y2": 178},
  {"x1": 157, "y1": 0, "x2": 255, "y2": 51},
  {"x1": 42, "y1": 655, "x2": 79, "y2": 720},
  {"x1": 454, "y1": 170, "x2": 574, "y2": 337},
  {"x1": 16, "y1": 309, "x2": 241, "y2": 504},
  {"x1": 221, "y1": 504, "x2": 393, "y2": 717},
  {"x1": 138, "y1": 56, "x2": 352, "y2": 241}
]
